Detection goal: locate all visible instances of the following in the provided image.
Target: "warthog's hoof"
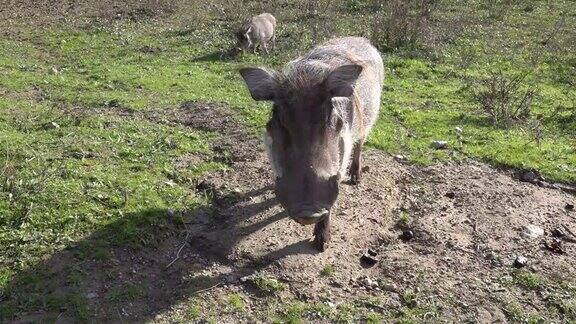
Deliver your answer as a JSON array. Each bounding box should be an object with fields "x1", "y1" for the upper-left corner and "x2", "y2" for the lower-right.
[
  {"x1": 313, "y1": 234, "x2": 329, "y2": 251},
  {"x1": 313, "y1": 217, "x2": 331, "y2": 252}
]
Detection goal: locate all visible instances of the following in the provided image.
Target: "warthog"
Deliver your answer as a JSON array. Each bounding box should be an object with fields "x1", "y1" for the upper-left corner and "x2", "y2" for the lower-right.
[
  {"x1": 235, "y1": 13, "x2": 276, "y2": 54},
  {"x1": 240, "y1": 37, "x2": 384, "y2": 251}
]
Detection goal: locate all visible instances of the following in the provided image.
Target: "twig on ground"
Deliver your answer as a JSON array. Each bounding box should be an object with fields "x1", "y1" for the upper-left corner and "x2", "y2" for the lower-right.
[
  {"x1": 165, "y1": 231, "x2": 190, "y2": 269},
  {"x1": 194, "y1": 282, "x2": 222, "y2": 295}
]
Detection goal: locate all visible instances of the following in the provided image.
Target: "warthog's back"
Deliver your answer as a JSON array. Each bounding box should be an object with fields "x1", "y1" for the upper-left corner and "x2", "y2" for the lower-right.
[
  {"x1": 248, "y1": 13, "x2": 276, "y2": 42},
  {"x1": 284, "y1": 37, "x2": 384, "y2": 138}
]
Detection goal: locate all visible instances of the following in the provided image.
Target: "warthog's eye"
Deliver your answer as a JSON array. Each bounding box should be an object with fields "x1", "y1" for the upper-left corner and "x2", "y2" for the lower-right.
[
  {"x1": 330, "y1": 112, "x2": 343, "y2": 132},
  {"x1": 335, "y1": 117, "x2": 343, "y2": 131}
]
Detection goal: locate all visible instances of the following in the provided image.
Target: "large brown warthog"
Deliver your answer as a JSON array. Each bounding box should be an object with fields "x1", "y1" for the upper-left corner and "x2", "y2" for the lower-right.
[{"x1": 240, "y1": 37, "x2": 384, "y2": 251}]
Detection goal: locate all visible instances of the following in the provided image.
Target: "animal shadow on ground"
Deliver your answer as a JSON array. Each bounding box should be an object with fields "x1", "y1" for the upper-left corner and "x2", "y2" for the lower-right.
[{"x1": 0, "y1": 184, "x2": 317, "y2": 322}]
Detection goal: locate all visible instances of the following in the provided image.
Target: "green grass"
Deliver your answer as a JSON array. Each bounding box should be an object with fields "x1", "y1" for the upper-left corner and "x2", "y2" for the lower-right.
[
  {"x1": 269, "y1": 294, "x2": 439, "y2": 323},
  {"x1": 1, "y1": 1, "x2": 575, "y2": 184},
  {"x1": 320, "y1": 264, "x2": 335, "y2": 277},
  {"x1": 513, "y1": 270, "x2": 542, "y2": 290},
  {"x1": 247, "y1": 273, "x2": 286, "y2": 294},
  {"x1": 186, "y1": 301, "x2": 202, "y2": 320},
  {"x1": 273, "y1": 301, "x2": 331, "y2": 324},
  {"x1": 398, "y1": 210, "x2": 411, "y2": 225},
  {"x1": 227, "y1": 293, "x2": 246, "y2": 312},
  {"x1": 107, "y1": 283, "x2": 147, "y2": 302}
]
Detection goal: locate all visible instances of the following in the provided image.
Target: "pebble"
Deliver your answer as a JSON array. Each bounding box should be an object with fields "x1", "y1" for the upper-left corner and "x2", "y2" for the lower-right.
[
  {"x1": 382, "y1": 283, "x2": 399, "y2": 292},
  {"x1": 520, "y1": 224, "x2": 544, "y2": 239},
  {"x1": 513, "y1": 255, "x2": 527, "y2": 268},
  {"x1": 520, "y1": 171, "x2": 538, "y2": 183},
  {"x1": 360, "y1": 253, "x2": 378, "y2": 267},
  {"x1": 401, "y1": 229, "x2": 414, "y2": 241},
  {"x1": 363, "y1": 277, "x2": 374, "y2": 287},
  {"x1": 225, "y1": 273, "x2": 240, "y2": 284},
  {"x1": 44, "y1": 121, "x2": 60, "y2": 130},
  {"x1": 86, "y1": 292, "x2": 98, "y2": 299},
  {"x1": 431, "y1": 140, "x2": 448, "y2": 149},
  {"x1": 486, "y1": 251, "x2": 499, "y2": 261}
]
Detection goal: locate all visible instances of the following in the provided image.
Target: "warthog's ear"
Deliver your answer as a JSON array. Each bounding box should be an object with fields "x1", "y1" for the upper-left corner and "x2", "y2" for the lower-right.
[
  {"x1": 326, "y1": 64, "x2": 363, "y2": 97},
  {"x1": 239, "y1": 67, "x2": 276, "y2": 101}
]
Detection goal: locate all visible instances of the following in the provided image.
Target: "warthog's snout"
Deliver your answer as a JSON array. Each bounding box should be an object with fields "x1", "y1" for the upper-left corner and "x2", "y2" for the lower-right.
[{"x1": 291, "y1": 207, "x2": 329, "y2": 225}]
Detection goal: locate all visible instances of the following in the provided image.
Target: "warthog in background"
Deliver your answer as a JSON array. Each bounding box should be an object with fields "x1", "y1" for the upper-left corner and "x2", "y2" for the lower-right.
[
  {"x1": 240, "y1": 37, "x2": 384, "y2": 251},
  {"x1": 235, "y1": 13, "x2": 276, "y2": 54}
]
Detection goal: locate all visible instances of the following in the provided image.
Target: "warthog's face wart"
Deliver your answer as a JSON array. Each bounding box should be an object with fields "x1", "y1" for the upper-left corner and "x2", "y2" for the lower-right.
[{"x1": 240, "y1": 65, "x2": 362, "y2": 225}]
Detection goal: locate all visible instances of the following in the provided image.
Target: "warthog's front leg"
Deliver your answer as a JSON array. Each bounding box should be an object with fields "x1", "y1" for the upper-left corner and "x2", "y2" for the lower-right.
[
  {"x1": 348, "y1": 140, "x2": 363, "y2": 185},
  {"x1": 313, "y1": 213, "x2": 331, "y2": 251}
]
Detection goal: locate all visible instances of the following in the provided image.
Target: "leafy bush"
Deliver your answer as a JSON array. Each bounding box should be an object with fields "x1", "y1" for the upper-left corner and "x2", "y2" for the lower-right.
[
  {"x1": 474, "y1": 71, "x2": 538, "y2": 128},
  {"x1": 371, "y1": 0, "x2": 436, "y2": 53}
]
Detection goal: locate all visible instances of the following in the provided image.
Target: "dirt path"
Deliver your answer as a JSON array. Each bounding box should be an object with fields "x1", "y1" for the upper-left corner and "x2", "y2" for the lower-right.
[{"x1": 152, "y1": 102, "x2": 575, "y2": 322}]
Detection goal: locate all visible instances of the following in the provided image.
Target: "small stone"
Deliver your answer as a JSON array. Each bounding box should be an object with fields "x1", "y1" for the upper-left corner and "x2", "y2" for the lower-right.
[
  {"x1": 486, "y1": 251, "x2": 499, "y2": 261},
  {"x1": 393, "y1": 154, "x2": 406, "y2": 161},
  {"x1": 360, "y1": 253, "x2": 378, "y2": 267},
  {"x1": 367, "y1": 248, "x2": 378, "y2": 257},
  {"x1": 566, "y1": 203, "x2": 574, "y2": 211},
  {"x1": 382, "y1": 283, "x2": 399, "y2": 292},
  {"x1": 431, "y1": 140, "x2": 448, "y2": 149},
  {"x1": 520, "y1": 171, "x2": 538, "y2": 183},
  {"x1": 445, "y1": 192, "x2": 456, "y2": 199},
  {"x1": 240, "y1": 275, "x2": 252, "y2": 283},
  {"x1": 44, "y1": 121, "x2": 60, "y2": 130},
  {"x1": 195, "y1": 180, "x2": 210, "y2": 192},
  {"x1": 400, "y1": 229, "x2": 414, "y2": 241},
  {"x1": 86, "y1": 292, "x2": 98, "y2": 299},
  {"x1": 224, "y1": 273, "x2": 240, "y2": 284},
  {"x1": 521, "y1": 224, "x2": 544, "y2": 239},
  {"x1": 513, "y1": 255, "x2": 527, "y2": 268},
  {"x1": 166, "y1": 209, "x2": 175, "y2": 217},
  {"x1": 362, "y1": 277, "x2": 375, "y2": 289}
]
